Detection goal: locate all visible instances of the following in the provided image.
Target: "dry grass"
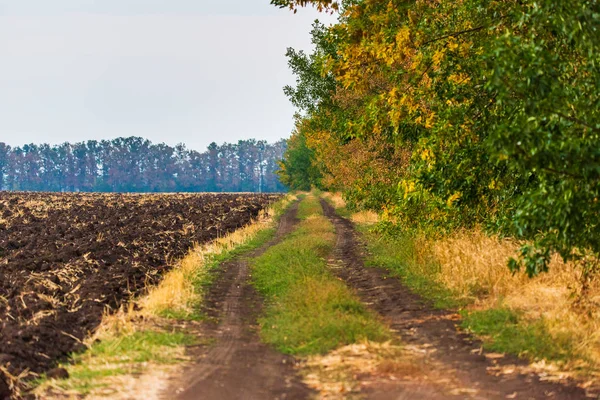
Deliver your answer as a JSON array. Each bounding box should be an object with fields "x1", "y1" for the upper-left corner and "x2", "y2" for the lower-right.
[
  {"x1": 350, "y1": 210, "x2": 380, "y2": 225},
  {"x1": 322, "y1": 192, "x2": 346, "y2": 209},
  {"x1": 302, "y1": 341, "x2": 405, "y2": 398},
  {"x1": 85, "y1": 213, "x2": 278, "y2": 347},
  {"x1": 138, "y1": 211, "x2": 271, "y2": 320},
  {"x1": 96, "y1": 193, "x2": 297, "y2": 339},
  {"x1": 319, "y1": 191, "x2": 600, "y2": 373},
  {"x1": 84, "y1": 364, "x2": 181, "y2": 400},
  {"x1": 0, "y1": 365, "x2": 29, "y2": 399},
  {"x1": 37, "y1": 344, "x2": 188, "y2": 400},
  {"x1": 321, "y1": 191, "x2": 380, "y2": 225},
  {"x1": 427, "y1": 229, "x2": 600, "y2": 372}
]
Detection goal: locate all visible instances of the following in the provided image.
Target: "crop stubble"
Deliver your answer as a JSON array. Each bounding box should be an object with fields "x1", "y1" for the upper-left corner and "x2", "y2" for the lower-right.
[{"x1": 0, "y1": 192, "x2": 280, "y2": 393}]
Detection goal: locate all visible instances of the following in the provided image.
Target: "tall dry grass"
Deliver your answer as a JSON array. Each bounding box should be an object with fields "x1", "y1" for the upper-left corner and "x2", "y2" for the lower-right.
[
  {"x1": 321, "y1": 191, "x2": 380, "y2": 225},
  {"x1": 89, "y1": 217, "x2": 276, "y2": 343},
  {"x1": 427, "y1": 229, "x2": 600, "y2": 371},
  {"x1": 321, "y1": 192, "x2": 346, "y2": 209},
  {"x1": 350, "y1": 211, "x2": 380, "y2": 225},
  {"x1": 320, "y1": 191, "x2": 600, "y2": 375},
  {"x1": 138, "y1": 216, "x2": 269, "y2": 319}
]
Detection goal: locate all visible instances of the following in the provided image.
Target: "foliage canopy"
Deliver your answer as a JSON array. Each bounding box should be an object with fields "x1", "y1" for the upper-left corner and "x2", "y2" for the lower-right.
[{"x1": 277, "y1": 0, "x2": 600, "y2": 276}]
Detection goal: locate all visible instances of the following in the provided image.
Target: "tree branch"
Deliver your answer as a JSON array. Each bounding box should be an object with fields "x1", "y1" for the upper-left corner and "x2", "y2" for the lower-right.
[
  {"x1": 553, "y1": 111, "x2": 600, "y2": 133},
  {"x1": 421, "y1": 25, "x2": 487, "y2": 46}
]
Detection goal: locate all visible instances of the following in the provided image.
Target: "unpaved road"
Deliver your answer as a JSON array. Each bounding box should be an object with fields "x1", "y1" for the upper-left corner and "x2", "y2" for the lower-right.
[
  {"x1": 320, "y1": 198, "x2": 597, "y2": 399},
  {"x1": 161, "y1": 198, "x2": 597, "y2": 400},
  {"x1": 162, "y1": 202, "x2": 312, "y2": 400}
]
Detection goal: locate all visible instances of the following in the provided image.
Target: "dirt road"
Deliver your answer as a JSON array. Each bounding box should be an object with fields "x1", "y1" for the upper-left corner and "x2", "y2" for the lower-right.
[
  {"x1": 162, "y1": 202, "x2": 312, "y2": 400},
  {"x1": 160, "y1": 198, "x2": 597, "y2": 400}
]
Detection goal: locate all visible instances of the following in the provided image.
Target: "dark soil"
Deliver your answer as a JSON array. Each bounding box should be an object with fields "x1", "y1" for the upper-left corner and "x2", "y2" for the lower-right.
[
  {"x1": 163, "y1": 201, "x2": 313, "y2": 400},
  {"x1": 0, "y1": 192, "x2": 280, "y2": 398},
  {"x1": 320, "y1": 199, "x2": 598, "y2": 400},
  {"x1": 0, "y1": 377, "x2": 9, "y2": 400}
]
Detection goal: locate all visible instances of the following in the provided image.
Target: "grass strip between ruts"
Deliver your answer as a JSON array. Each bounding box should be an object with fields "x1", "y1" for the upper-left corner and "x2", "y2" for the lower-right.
[{"x1": 252, "y1": 194, "x2": 389, "y2": 356}]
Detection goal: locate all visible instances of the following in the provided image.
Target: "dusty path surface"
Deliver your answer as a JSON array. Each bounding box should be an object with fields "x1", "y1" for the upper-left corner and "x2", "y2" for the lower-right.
[
  {"x1": 163, "y1": 202, "x2": 312, "y2": 400},
  {"x1": 320, "y1": 199, "x2": 597, "y2": 400}
]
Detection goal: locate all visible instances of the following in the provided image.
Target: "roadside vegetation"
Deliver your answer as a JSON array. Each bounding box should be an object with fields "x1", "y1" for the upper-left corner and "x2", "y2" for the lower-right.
[
  {"x1": 252, "y1": 193, "x2": 427, "y2": 398},
  {"x1": 276, "y1": 0, "x2": 600, "y2": 385},
  {"x1": 34, "y1": 330, "x2": 197, "y2": 398},
  {"x1": 32, "y1": 195, "x2": 296, "y2": 399},
  {"x1": 278, "y1": 0, "x2": 600, "y2": 280},
  {"x1": 0, "y1": 192, "x2": 279, "y2": 399},
  {"x1": 325, "y1": 193, "x2": 600, "y2": 380}
]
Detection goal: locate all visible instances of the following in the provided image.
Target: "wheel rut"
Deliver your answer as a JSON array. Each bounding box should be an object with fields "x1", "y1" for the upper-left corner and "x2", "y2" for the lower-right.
[
  {"x1": 320, "y1": 199, "x2": 595, "y2": 400},
  {"x1": 163, "y1": 202, "x2": 312, "y2": 400}
]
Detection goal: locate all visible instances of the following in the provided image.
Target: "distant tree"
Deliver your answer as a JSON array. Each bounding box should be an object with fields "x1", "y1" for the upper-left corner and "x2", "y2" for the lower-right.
[
  {"x1": 277, "y1": 130, "x2": 320, "y2": 191},
  {"x1": 0, "y1": 137, "x2": 287, "y2": 193},
  {"x1": 0, "y1": 143, "x2": 10, "y2": 190},
  {"x1": 206, "y1": 142, "x2": 220, "y2": 192}
]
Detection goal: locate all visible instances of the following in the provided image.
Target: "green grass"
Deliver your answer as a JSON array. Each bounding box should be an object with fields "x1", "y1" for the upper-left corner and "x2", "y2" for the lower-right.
[
  {"x1": 252, "y1": 195, "x2": 389, "y2": 355},
  {"x1": 36, "y1": 329, "x2": 197, "y2": 395},
  {"x1": 159, "y1": 196, "x2": 295, "y2": 322},
  {"x1": 38, "y1": 365, "x2": 128, "y2": 395},
  {"x1": 460, "y1": 308, "x2": 574, "y2": 362},
  {"x1": 83, "y1": 330, "x2": 196, "y2": 364},
  {"x1": 197, "y1": 228, "x2": 277, "y2": 289},
  {"x1": 155, "y1": 228, "x2": 279, "y2": 322},
  {"x1": 360, "y1": 227, "x2": 465, "y2": 310},
  {"x1": 296, "y1": 193, "x2": 323, "y2": 220}
]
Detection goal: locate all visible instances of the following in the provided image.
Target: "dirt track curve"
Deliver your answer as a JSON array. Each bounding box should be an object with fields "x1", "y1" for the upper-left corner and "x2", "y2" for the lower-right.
[
  {"x1": 162, "y1": 202, "x2": 313, "y2": 400},
  {"x1": 320, "y1": 198, "x2": 597, "y2": 400}
]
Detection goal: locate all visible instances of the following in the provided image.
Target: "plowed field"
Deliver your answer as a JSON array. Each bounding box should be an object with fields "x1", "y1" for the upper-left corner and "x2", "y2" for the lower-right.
[{"x1": 0, "y1": 192, "x2": 279, "y2": 394}]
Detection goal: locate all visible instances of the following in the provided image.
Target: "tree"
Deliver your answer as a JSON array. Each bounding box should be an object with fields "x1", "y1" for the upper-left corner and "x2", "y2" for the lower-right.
[
  {"x1": 277, "y1": 129, "x2": 321, "y2": 191},
  {"x1": 270, "y1": 0, "x2": 338, "y2": 12},
  {"x1": 277, "y1": 0, "x2": 600, "y2": 275},
  {"x1": 0, "y1": 143, "x2": 10, "y2": 191}
]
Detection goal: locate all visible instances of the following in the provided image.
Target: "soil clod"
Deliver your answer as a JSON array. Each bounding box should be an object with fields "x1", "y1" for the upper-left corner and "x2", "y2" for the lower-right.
[
  {"x1": 0, "y1": 377, "x2": 10, "y2": 400},
  {"x1": 45, "y1": 368, "x2": 69, "y2": 380}
]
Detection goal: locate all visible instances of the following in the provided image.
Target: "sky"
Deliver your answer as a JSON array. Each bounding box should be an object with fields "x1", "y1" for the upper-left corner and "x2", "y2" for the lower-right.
[{"x1": 0, "y1": 0, "x2": 334, "y2": 152}]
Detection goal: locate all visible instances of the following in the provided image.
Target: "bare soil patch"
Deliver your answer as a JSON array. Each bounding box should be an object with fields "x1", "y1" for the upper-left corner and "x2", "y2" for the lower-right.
[
  {"x1": 320, "y1": 199, "x2": 597, "y2": 399},
  {"x1": 163, "y1": 201, "x2": 313, "y2": 400},
  {"x1": 0, "y1": 192, "x2": 279, "y2": 398}
]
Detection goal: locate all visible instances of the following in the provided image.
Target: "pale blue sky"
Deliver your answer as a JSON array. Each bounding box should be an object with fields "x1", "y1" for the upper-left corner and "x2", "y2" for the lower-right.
[{"x1": 0, "y1": 1, "x2": 333, "y2": 151}]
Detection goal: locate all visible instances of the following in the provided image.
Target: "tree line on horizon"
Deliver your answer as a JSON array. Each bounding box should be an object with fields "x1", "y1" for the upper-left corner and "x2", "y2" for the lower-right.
[{"x1": 0, "y1": 137, "x2": 287, "y2": 193}]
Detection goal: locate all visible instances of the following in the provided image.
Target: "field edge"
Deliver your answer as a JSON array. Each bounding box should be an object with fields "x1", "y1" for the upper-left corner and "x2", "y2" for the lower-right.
[{"x1": 30, "y1": 194, "x2": 297, "y2": 400}]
